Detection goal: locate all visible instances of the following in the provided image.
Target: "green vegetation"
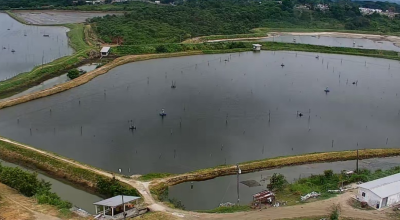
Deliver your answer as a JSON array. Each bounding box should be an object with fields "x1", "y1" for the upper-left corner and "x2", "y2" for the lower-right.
[
  {"x1": 197, "y1": 205, "x2": 251, "y2": 213},
  {"x1": 273, "y1": 166, "x2": 400, "y2": 206},
  {"x1": 88, "y1": 0, "x2": 400, "y2": 45},
  {"x1": 138, "y1": 173, "x2": 174, "y2": 181},
  {"x1": 0, "y1": 162, "x2": 72, "y2": 209},
  {"x1": 67, "y1": 68, "x2": 80, "y2": 80},
  {"x1": 0, "y1": 24, "x2": 92, "y2": 99},
  {"x1": 0, "y1": 139, "x2": 139, "y2": 197},
  {"x1": 329, "y1": 204, "x2": 340, "y2": 220},
  {"x1": 112, "y1": 41, "x2": 400, "y2": 62},
  {"x1": 96, "y1": 176, "x2": 139, "y2": 197}
]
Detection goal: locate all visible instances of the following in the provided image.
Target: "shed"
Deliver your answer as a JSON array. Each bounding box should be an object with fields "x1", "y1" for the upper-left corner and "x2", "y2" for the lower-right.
[
  {"x1": 252, "y1": 44, "x2": 262, "y2": 51},
  {"x1": 93, "y1": 195, "x2": 140, "y2": 219},
  {"x1": 357, "y1": 173, "x2": 400, "y2": 209},
  {"x1": 100, "y1": 47, "x2": 110, "y2": 57}
]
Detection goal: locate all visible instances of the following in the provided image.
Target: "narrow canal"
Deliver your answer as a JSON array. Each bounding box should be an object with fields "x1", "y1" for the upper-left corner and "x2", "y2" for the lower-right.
[{"x1": 0, "y1": 159, "x2": 102, "y2": 214}]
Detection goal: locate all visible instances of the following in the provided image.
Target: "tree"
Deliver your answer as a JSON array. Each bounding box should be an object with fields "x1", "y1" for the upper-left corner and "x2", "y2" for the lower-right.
[
  {"x1": 67, "y1": 69, "x2": 80, "y2": 80},
  {"x1": 267, "y1": 173, "x2": 287, "y2": 191}
]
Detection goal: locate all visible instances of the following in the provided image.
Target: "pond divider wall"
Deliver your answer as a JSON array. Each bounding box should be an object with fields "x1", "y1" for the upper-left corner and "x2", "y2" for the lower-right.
[{"x1": 150, "y1": 148, "x2": 400, "y2": 197}]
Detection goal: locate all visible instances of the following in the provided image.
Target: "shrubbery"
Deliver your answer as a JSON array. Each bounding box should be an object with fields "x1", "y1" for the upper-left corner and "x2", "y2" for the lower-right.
[
  {"x1": 67, "y1": 68, "x2": 80, "y2": 80},
  {"x1": 0, "y1": 163, "x2": 72, "y2": 209},
  {"x1": 96, "y1": 176, "x2": 139, "y2": 197}
]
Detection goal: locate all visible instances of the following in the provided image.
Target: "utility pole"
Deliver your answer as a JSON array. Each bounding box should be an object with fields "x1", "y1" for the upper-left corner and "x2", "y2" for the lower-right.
[
  {"x1": 356, "y1": 149, "x2": 359, "y2": 173},
  {"x1": 236, "y1": 164, "x2": 241, "y2": 205}
]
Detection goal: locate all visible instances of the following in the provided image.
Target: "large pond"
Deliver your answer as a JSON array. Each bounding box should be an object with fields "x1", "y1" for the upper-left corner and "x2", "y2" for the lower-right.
[
  {"x1": 0, "y1": 51, "x2": 399, "y2": 174},
  {"x1": 0, "y1": 159, "x2": 102, "y2": 214},
  {"x1": 260, "y1": 35, "x2": 400, "y2": 52},
  {"x1": 169, "y1": 157, "x2": 400, "y2": 210},
  {"x1": 0, "y1": 13, "x2": 73, "y2": 80}
]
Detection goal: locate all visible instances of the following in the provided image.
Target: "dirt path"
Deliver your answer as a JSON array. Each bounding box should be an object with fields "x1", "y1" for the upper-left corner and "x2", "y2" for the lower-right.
[
  {"x1": 0, "y1": 183, "x2": 61, "y2": 220},
  {"x1": 0, "y1": 136, "x2": 395, "y2": 220},
  {"x1": 269, "y1": 31, "x2": 400, "y2": 46}
]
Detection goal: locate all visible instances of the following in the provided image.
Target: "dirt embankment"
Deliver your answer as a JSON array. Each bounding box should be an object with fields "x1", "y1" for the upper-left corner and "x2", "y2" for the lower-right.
[
  {"x1": 0, "y1": 51, "x2": 203, "y2": 110},
  {"x1": 269, "y1": 31, "x2": 400, "y2": 47},
  {"x1": 150, "y1": 148, "x2": 400, "y2": 194}
]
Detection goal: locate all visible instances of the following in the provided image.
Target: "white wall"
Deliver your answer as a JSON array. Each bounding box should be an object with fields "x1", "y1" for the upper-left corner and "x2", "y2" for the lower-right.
[
  {"x1": 358, "y1": 188, "x2": 382, "y2": 209},
  {"x1": 388, "y1": 193, "x2": 400, "y2": 207}
]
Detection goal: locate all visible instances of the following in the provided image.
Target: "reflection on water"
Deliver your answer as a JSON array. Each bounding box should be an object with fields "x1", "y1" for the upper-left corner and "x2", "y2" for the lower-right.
[
  {"x1": 0, "y1": 51, "x2": 399, "y2": 175},
  {"x1": 260, "y1": 35, "x2": 400, "y2": 52},
  {"x1": 0, "y1": 13, "x2": 73, "y2": 79},
  {"x1": 0, "y1": 159, "x2": 102, "y2": 214},
  {"x1": 169, "y1": 157, "x2": 400, "y2": 210}
]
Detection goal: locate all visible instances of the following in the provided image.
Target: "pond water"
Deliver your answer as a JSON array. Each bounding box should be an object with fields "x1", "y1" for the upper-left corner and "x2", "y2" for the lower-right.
[
  {"x1": 168, "y1": 156, "x2": 400, "y2": 210},
  {"x1": 0, "y1": 13, "x2": 73, "y2": 80},
  {"x1": 0, "y1": 159, "x2": 102, "y2": 214},
  {"x1": 0, "y1": 51, "x2": 399, "y2": 175},
  {"x1": 260, "y1": 35, "x2": 400, "y2": 52},
  {"x1": 1, "y1": 64, "x2": 99, "y2": 101}
]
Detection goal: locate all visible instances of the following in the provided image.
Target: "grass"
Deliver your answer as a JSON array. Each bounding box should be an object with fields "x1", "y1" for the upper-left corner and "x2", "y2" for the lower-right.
[
  {"x1": 0, "y1": 138, "x2": 139, "y2": 197},
  {"x1": 138, "y1": 173, "x2": 174, "y2": 181},
  {"x1": 150, "y1": 148, "x2": 400, "y2": 201},
  {"x1": 0, "y1": 18, "x2": 93, "y2": 99},
  {"x1": 252, "y1": 27, "x2": 400, "y2": 36},
  {"x1": 196, "y1": 205, "x2": 251, "y2": 213}
]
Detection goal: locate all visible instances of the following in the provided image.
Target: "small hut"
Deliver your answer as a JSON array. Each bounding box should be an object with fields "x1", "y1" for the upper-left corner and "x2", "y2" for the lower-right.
[
  {"x1": 252, "y1": 44, "x2": 262, "y2": 51},
  {"x1": 93, "y1": 195, "x2": 140, "y2": 219},
  {"x1": 100, "y1": 47, "x2": 110, "y2": 57}
]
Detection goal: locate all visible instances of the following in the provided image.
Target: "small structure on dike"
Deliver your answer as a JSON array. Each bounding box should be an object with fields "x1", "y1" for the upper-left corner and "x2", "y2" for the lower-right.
[
  {"x1": 252, "y1": 44, "x2": 262, "y2": 51},
  {"x1": 100, "y1": 47, "x2": 110, "y2": 57},
  {"x1": 93, "y1": 195, "x2": 140, "y2": 219},
  {"x1": 357, "y1": 173, "x2": 400, "y2": 209}
]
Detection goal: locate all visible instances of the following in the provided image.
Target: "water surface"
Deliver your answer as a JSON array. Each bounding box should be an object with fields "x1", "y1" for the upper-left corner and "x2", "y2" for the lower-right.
[
  {"x1": 0, "y1": 159, "x2": 102, "y2": 214},
  {"x1": 0, "y1": 51, "x2": 399, "y2": 175},
  {"x1": 169, "y1": 157, "x2": 400, "y2": 210},
  {"x1": 260, "y1": 35, "x2": 400, "y2": 52},
  {"x1": 0, "y1": 13, "x2": 73, "y2": 79}
]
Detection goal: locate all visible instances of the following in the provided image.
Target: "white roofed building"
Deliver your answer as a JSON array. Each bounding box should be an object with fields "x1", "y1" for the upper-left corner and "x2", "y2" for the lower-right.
[{"x1": 357, "y1": 173, "x2": 400, "y2": 209}]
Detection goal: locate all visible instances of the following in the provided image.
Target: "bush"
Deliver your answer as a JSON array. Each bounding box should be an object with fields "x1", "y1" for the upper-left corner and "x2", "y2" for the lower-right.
[
  {"x1": 67, "y1": 69, "x2": 80, "y2": 80},
  {"x1": 0, "y1": 163, "x2": 72, "y2": 209},
  {"x1": 96, "y1": 177, "x2": 139, "y2": 197},
  {"x1": 268, "y1": 173, "x2": 287, "y2": 191},
  {"x1": 324, "y1": 170, "x2": 334, "y2": 179}
]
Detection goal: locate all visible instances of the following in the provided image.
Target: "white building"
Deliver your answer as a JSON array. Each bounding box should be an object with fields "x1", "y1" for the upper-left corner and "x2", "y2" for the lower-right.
[
  {"x1": 252, "y1": 44, "x2": 262, "y2": 51},
  {"x1": 357, "y1": 173, "x2": 400, "y2": 209},
  {"x1": 100, "y1": 47, "x2": 111, "y2": 57}
]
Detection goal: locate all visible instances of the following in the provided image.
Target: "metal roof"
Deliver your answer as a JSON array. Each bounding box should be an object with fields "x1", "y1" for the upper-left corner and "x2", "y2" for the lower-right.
[
  {"x1": 93, "y1": 195, "x2": 140, "y2": 207},
  {"x1": 252, "y1": 44, "x2": 262, "y2": 46},
  {"x1": 100, "y1": 47, "x2": 111, "y2": 53},
  {"x1": 358, "y1": 173, "x2": 400, "y2": 198}
]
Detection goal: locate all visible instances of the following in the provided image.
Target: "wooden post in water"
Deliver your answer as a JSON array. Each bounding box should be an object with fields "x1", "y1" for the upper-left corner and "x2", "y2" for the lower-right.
[{"x1": 331, "y1": 140, "x2": 334, "y2": 148}]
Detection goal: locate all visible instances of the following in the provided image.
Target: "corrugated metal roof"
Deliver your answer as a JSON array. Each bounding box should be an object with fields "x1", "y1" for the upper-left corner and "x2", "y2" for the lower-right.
[
  {"x1": 358, "y1": 173, "x2": 400, "y2": 198},
  {"x1": 93, "y1": 195, "x2": 140, "y2": 207},
  {"x1": 100, "y1": 47, "x2": 110, "y2": 53}
]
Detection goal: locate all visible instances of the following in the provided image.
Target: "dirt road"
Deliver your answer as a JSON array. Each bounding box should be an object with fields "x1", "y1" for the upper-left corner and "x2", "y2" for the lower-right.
[
  {"x1": 0, "y1": 136, "x2": 396, "y2": 220},
  {"x1": 0, "y1": 183, "x2": 62, "y2": 220}
]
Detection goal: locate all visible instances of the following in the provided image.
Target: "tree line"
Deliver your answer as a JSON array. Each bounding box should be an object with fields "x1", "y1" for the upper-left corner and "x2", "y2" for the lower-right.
[{"x1": 88, "y1": 0, "x2": 400, "y2": 45}]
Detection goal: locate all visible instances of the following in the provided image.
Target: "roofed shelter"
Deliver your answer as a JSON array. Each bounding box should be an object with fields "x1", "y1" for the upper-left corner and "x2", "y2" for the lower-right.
[
  {"x1": 94, "y1": 195, "x2": 140, "y2": 219},
  {"x1": 100, "y1": 47, "x2": 110, "y2": 57},
  {"x1": 357, "y1": 173, "x2": 400, "y2": 209}
]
